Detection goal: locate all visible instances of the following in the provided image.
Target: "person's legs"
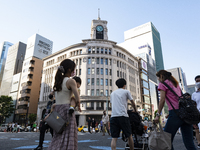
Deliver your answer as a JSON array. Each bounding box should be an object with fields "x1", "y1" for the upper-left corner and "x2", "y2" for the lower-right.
[
  {"x1": 164, "y1": 110, "x2": 183, "y2": 150},
  {"x1": 38, "y1": 130, "x2": 45, "y2": 147},
  {"x1": 181, "y1": 123, "x2": 197, "y2": 150},
  {"x1": 88, "y1": 125, "x2": 91, "y2": 133},
  {"x1": 102, "y1": 124, "x2": 105, "y2": 135},
  {"x1": 111, "y1": 138, "x2": 117, "y2": 150},
  {"x1": 127, "y1": 135, "x2": 134, "y2": 150},
  {"x1": 106, "y1": 123, "x2": 110, "y2": 135}
]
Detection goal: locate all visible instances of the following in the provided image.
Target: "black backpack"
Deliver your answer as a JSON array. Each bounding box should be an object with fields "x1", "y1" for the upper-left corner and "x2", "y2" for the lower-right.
[{"x1": 163, "y1": 81, "x2": 200, "y2": 125}]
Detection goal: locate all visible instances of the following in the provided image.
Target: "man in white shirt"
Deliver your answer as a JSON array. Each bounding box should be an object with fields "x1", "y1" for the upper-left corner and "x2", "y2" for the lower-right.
[
  {"x1": 192, "y1": 75, "x2": 200, "y2": 148},
  {"x1": 110, "y1": 78, "x2": 137, "y2": 150},
  {"x1": 102, "y1": 110, "x2": 110, "y2": 136}
]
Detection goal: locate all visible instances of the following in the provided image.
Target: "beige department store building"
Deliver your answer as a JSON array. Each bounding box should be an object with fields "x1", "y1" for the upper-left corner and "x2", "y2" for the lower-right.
[{"x1": 37, "y1": 18, "x2": 141, "y2": 126}]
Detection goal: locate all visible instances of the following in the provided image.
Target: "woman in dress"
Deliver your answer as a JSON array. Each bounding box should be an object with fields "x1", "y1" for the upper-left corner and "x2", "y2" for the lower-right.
[
  {"x1": 48, "y1": 59, "x2": 81, "y2": 150},
  {"x1": 154, "y1": 70, "x2": 196, "y2": 150}
]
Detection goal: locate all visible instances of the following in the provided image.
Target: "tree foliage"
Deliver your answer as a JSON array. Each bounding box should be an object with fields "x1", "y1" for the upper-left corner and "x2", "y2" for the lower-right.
[
  {"x1": 29, "y1": 114, "x2": 37, "y2": 123},
  {"x1": 0, "y1": 95, "x2": 15, "y2": 123}
]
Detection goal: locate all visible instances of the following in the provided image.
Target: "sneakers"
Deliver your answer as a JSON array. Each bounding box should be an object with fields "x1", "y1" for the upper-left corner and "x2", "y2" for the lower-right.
[
  {"x1": 69, "y1": 106, "x2": 75, "y2": 115},
  {"x1": 197, "y1": 144, "x2": 200, "y2": 148},
  {"x1": 33, "y1": 146, "x2": 43, "y2": 150}
]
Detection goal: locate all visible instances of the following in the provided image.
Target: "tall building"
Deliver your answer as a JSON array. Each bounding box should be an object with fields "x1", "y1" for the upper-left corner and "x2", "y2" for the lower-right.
[
  {"x1": 0, "y1": 42, "x2": 26, "y2": 96},
  {"x1": 0, "y1": 41, "x2": 13, "y2": 87},
  {"x1": 37, "y1": 18, "x2": 141, "y2": 126},
  {"x1": 167, "y1": 67, "x2": 188, "y2": 93},
  {"x1": 15, "y1": 34, "x2": 53, "y2": 125},
  {"x1": 119, "y1": 22, "x2": 164, "y2": 72},
  {"x1": 187, "y1": 84, "x2": 196, "y2": 95}
]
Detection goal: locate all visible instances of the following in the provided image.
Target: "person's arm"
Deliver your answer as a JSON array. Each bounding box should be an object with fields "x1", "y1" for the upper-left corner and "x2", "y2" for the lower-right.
[
  {"x1": 154, "y1": 90, "x2": 166, "y2": 123},
  {"x1": 66, "y1": 79, "x2": 81, "y2": 112},
  {"x1": 130, "y1": 100, "x2": 137, "y2": 112}
]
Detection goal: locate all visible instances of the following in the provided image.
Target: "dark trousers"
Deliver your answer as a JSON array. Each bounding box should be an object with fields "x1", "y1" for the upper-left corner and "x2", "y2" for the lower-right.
[
  {"x1": 88, "y1": 125, "x2": 91, "y2": 133},
  {"x1": 164, "y1": 110, "x2": 196, "y2": 150},
  {"x1": 38, "y1": 124, "x2": 53, "y2": 147}
]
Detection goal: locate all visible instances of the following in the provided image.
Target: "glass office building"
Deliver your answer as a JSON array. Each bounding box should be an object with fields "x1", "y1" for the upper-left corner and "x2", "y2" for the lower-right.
[{"x1": 0, "y1": 41, "x2": 13, "y2": 87}]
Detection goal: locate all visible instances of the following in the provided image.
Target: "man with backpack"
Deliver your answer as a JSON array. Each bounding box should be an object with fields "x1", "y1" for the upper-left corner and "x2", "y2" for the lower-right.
[
  {"x1": 192, "y1": 75, "x2": 200, "y2": 148},
  {"x1": 110, "y1": 78, "x2": 137, "y2": 150}
]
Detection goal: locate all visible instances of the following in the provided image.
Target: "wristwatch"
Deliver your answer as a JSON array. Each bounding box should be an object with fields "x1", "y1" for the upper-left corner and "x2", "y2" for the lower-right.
[{"x1": 156, "y1": 113, "x2": 161, "y2": 117}]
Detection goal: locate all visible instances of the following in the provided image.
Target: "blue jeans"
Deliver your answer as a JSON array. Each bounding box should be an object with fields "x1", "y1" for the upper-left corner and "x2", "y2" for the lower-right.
[{"x1": 164, "y1": 109, "x2": 196, "y2": 150}]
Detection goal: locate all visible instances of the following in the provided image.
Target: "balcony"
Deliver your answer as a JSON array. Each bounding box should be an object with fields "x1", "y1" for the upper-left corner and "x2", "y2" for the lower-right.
[
  {"x1": 17, "y1": 101, "x2": 28, "y2": 106},
  {"x1": 28, "y1": 67, "x2": 34, "y2": 73},
  {"x1": 96, "y1": 107, "x2": 104, "y2": 110},
  {"x1": 15, "y1": 108, "x2": 27, "y2": 114}
]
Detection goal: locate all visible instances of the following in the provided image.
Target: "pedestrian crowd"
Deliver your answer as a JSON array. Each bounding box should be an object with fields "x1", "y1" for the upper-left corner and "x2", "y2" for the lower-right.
[{"x1": 3, "y1": 58, "x2": 200, "y2": 150}]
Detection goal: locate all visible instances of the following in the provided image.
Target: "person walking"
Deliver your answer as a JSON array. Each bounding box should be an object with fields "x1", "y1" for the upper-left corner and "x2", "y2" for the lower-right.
[
  {"x1": 102, "y1": 110, "x2": 110, "y2": 136},
  {"x1": 110, "y1": 78, "x2": 137, "y2": 150},
  {"x1": 192, "y1": 75, "x2": 200, "y2": 148},
  {"x1": 87, "y1": 117, "x2": 92, "y2": 134},
  {"x1": 34, "y1": 92, "x2": 55, "y2": 150},
  {"x1": 91, "y1": 118, "x2": 96, "y2": 133},
  {"x1": 154, "y1": 70, "x2": 196, "y2": 150},
  {"x1": 47, "y1": 59, "x2": 81, "y2": 150}
]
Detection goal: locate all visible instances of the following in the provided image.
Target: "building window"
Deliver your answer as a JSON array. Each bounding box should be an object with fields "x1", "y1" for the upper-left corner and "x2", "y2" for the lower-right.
[
  {"x1": 105, "y1": 69, "x2": 108, "y2": 75},
  {"x1": 79, "y1": 69, "x2": 81, "y2": 75},
  {"x1": 105, "y1": 79, "x2": 108, "y2": 86},
  {"x1": 79, "y1": 59, "x2": 82, "y2": 65},
  {"x1": 92, "y1": 57, "x2": 95, "y2": 64},
  {"x1": 88, "y1": 57, "x2": 91, "y2": 64},
  {"x1": 92, "y1": 68, "x2": 95, "y2": 74},
  {"x1": 92, "y1": 47, "x2": 95, "y2": 53},
  {"x1": 117, "y1": 52, "x2": 118, "y2": 56},
  {"x1": 97, "y1": 78, "x2": 99, "y2": 85},
  {"x1": 76, "y1": 69, "x2": 78, "y2": 75},
  {"x1": 96, "y1": 89, "x2": 99, "y2": 96},
  {"x1": 109, "y1": 59, "x2": 112, "y2": 65},
  {"x1": 117, "y1": 71, "x2": 119, "y2": 77},
  {"x1": 101, "y1": 58, "x2": 103, "y2": 64},
  {"x1": 88, "y1": 47, "x2": 91, "y2": 53},
  {"x1": 97, "y1": 68, "x2": 99, "y2": 75},
  {"x1": 105, "y1": 58, "x2": 108, "y2": 65},
  {"x1": 110, "y1": 90, "x2": 112, "y2": 94},
  {"x1": 106, "y1": 90, "x2": 108, "y2": 96},
  {"x1": 110, "y1": 79, "x2": 112, "y2": 86},
  {"x1": 101, "y1": 78, "x2": 103, "y2": 85},
  {"x1": 101, "y1": 48, "x2": 104, "y2": 54},
  {"x1": 76, "y1": 59, "x2": 78, "y2": 65},
  {"x1": 109, "y1": 49, "x2": 111, "y2": 55},
  {"x1": 91, "y1": 78, "x2": 94, "y2": 85},
  {"x1": 101, "y1": 68, "x2": 103, "y2": 75},
  {"x1": 105, "y1": 48, "x2": 107, "y2": 54},
  {"x1": 80, "y1": 50, "x2": 82, "y2": 54},
  {"x1": 100, "y1": 89, "x2": 104, "y2": 96},
  {"x1": 88, "y1": 68, "x2": 90, "y2": 75},
  {"x1": 87, "y1": 78, "x2": 90, "y2": 85},
  {"x1": 97, "y1": 48, "x2": 99, "y2": 53},
  {"x1": 120, "y1": 71, "x2": 122, "y2": 77},
  {"x1": 91, "y1": 89, "x2": 94, "y2": 96},
  {"x1": 87, "y1": 90, "x2": 90, "y2": 96},
  {"x1": 109, "y1": 69, "x2": 112, "y2": 75},
  {"x1": 120, "y1": 62, "x2": 121, "y2": 68},
  {"x1": 117, "y1": 61, "x2": 119, "y2": 67},
  {"x1": 77, "y1": 50, "x2": 79, "y2": 55},
  {"x1": 96, "y1": 58, "x2": 99, "y2": 64}
]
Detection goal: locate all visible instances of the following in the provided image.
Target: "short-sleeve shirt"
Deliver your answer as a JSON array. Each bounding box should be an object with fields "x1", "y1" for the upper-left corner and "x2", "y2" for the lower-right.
[
  {"x1": 110, "y1": 88, "x2": 133, "y2": 117},
  {"x1": 158, "y1": 79, "x2": 181, "y2": 110},
  {"x1": 192, "y1": 91, "x2": 200, "y2": 111}
]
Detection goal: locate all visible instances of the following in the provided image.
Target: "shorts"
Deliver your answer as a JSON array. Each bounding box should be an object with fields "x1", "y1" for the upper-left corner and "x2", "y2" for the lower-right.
[{"x1": 110, "y1": 116, "x2": 132, "y2": 138}]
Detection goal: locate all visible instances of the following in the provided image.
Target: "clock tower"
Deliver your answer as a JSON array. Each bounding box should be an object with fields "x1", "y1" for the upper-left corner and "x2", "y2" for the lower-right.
[{"x1": 91, "y1": 18, "x2": 108, "y2": 40}]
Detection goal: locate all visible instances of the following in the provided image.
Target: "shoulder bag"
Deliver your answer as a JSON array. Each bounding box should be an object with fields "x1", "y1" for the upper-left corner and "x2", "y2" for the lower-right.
[
  {"x1": 148, "y1": 123, "x2": 171, "y2": 150},
  {"x1": 163, "y1": 81, "x2": 200, "y2": 124}
]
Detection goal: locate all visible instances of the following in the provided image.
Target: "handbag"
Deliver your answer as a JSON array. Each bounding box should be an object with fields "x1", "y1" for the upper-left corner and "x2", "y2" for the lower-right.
[
  {"x1": 163, "y1": 81, "x2": 200, "y2": 125},
  {"x1": 148, "y1": 123, "x2": 171, "y2": 150},
  {"x1": 45, "y1": 111, "x2": 69, "y2": 134}
]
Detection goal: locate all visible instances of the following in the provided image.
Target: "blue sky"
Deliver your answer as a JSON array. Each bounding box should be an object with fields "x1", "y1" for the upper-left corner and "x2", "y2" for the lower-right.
[{"x1": 0, "y1": 1, "x2": 199, "y2": 85}]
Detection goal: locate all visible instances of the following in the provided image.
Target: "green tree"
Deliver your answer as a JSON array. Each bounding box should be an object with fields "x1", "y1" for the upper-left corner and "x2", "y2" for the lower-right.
[
  {"x1": 0, "y1": 95, "x2": 15, "y2": 124},
  {"x1": 28, "y1": 114, "x2": 37, "y2": 124}
]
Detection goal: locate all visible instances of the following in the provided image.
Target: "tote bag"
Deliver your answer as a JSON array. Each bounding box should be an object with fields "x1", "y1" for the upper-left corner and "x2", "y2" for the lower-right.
[{"x1": 148, "y1": 123, "x2": 171, "y2": 150}]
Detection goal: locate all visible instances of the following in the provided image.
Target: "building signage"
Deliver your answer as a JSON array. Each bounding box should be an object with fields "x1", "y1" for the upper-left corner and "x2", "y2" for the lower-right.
[
  {"x1": 141, "y1": 59, "x2": 147, "y2": 71},
  {"x1": 138, "y1": 44, "x2": 151, "y2": 50}
]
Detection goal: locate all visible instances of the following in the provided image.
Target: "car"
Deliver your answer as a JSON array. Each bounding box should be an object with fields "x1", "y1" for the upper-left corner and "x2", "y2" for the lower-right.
[
  {"x1": 0, "y1": 124, "x2": 8, "y2": 132},
  {"x1": 78, "y1": 125, "x2": 91, "y2": 132}
]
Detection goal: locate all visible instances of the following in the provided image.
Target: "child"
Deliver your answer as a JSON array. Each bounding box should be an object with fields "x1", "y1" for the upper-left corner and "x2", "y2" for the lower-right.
[{"x1": 69, "y1": 76, "x2": 82, "y2": 115}]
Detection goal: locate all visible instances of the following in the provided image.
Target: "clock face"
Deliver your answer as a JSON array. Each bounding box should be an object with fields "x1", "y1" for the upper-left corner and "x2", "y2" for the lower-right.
[{"x1": 96, "y1": 25, "x2": 103, "y2": 32}]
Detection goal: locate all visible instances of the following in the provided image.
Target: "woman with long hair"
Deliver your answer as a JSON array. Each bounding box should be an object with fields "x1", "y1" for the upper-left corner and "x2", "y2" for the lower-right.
[
  {"x1": 48, "y1": 59, "x2": 81, "y2": 150},
  {"x1": 154, "y1": 70, "x2": 196, "y2": 150}
]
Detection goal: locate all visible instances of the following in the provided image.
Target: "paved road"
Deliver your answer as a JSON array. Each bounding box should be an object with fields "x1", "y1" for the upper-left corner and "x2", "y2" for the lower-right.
[{"x1": 0, "y1": 132, "x2": 198, "y2": 150}]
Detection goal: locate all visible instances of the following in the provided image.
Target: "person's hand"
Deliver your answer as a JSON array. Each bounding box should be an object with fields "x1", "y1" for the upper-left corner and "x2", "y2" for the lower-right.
[
  {"x1": 165, "y1": 114, "x2": 169, "y2": 119},
  {"x1": 153, "y1": 116, "x2": 160, "y2": 124},
  {"x1": 44, "y1": 114, "x2": 50, "y2": 121}
]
